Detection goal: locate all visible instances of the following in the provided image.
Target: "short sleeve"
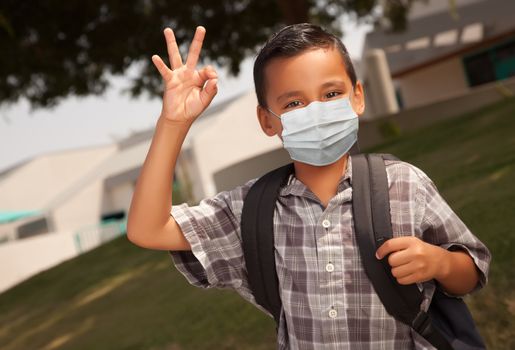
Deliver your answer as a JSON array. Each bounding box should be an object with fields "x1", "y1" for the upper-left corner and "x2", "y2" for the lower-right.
[
  {"x1": 413, "y1": 166, "x2": 492, "y2": 297},
  {"x1": 168, "y1": 177, "x2": 258, "y2": 290}
]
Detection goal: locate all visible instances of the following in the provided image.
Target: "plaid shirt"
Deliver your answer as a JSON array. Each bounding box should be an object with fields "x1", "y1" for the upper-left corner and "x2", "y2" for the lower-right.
[{"x1": 169, "y1": 154, "x2": 491, "y2": 349}]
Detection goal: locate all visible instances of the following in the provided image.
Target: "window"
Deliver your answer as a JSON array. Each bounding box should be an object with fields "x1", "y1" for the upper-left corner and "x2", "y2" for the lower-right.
[{"x1": 463, "y1": 38, "x2": 515, "y2": 87}]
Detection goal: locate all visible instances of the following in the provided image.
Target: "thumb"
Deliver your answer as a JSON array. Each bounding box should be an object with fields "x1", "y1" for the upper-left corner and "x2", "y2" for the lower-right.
[{"x1": 200, "y1": 78, "x2": 218, "y2": 108}]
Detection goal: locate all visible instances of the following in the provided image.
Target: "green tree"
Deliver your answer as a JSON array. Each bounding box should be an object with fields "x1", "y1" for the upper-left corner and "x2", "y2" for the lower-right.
[{"x1": 0, "y1": 0, "x2": 420, "y2": 109}]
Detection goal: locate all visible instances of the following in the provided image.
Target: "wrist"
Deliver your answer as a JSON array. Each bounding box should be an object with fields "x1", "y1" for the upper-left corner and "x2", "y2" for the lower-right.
[
  {"x1": 157, "y1": 114, "x2": 193, "y2": 130},
  {"x1": 434, "y1": 246, "x2": 452, "y2": 282}
]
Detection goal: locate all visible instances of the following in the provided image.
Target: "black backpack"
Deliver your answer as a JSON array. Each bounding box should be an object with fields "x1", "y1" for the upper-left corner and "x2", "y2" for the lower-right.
[{"x1": 240, "y1": 149, "x2": 486, "y2": 350}]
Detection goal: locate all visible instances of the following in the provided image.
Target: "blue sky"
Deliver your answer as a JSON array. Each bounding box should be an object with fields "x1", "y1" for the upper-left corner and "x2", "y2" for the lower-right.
[{"x1": 0, "y1": 18, "x2": 372, "y2": 173}]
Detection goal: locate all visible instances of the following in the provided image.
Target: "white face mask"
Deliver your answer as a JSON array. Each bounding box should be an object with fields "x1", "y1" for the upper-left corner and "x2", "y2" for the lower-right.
[{"x1": 268, "y1": 94, "x2": 359, "y2": 166}]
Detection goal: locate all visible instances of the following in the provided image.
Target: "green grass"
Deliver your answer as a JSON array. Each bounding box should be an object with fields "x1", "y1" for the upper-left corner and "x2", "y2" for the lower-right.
[
  {"x1": 367, "y1": 97, "x2": 515, "y2": 350},
  {"x1": 0, "y1": 237, "x2": 277, "y2": 350},
  {"x1": 1, "y1": 97, "x2": 514, "y2": 349}
]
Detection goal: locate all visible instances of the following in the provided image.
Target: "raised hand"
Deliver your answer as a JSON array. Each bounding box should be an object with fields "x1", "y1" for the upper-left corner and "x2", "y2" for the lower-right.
[{"x1": 151, "y1": 26, "x2": 218, "y2": 125}]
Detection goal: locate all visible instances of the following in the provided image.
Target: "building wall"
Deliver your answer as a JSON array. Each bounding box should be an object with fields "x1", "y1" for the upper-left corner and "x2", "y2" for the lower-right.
[
  {"x1": 0, "y1": 221, "x2": 126, "y2": 293},
  {"x1": 0, "y1": 144, "x2": 117, "y2": 210},
  {"x1": 103, "y1": 181, "x2": 133, "y2": 217},
  {"x1": 52, "y1": 179, "x2": 104, "y2": 232},
  {"x1": 213, "y1": 147, "x2": 291, "y2": 193},
  {"x1": 397, "y1": 56, "x2": 469, "y2": 108},
  {"x1": 0, "y1": 230, "x2": 77, "y2": 293},
  {"x1": 359, "y1": 75, "x2": 515, "y2": 149},
  {"x1": 192, "y1": 92, "x2": 283, "y2": 199},
  {"x1": 176, "y1": 148, "x2": 206, "y2": 204},
  {"x1": 408, "y1": 0, "x2": 485, "y2": 20}
]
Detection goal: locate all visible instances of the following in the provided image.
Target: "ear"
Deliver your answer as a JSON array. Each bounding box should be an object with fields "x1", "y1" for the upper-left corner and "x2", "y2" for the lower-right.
[
  {"x1": 352, "y1": 80, "x2": 365, "y2": 116},
  {"x1": 256, "y1": 105, "x2": 278, "y2": 137}
]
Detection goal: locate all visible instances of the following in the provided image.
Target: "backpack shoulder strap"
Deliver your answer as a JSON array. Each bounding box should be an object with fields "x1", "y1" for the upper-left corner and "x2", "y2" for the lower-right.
[
  {"x1": 241, "y1": 162, "x2": 294, "y2": 330},
  {"x1": 352, "y1": 153, "x2": 453, "y2": 350}
]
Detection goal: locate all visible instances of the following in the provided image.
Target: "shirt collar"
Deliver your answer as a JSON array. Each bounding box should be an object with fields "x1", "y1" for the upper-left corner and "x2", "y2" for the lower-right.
[{"x1": 279, "y1": 154, "x2": 353, "y2": 198}]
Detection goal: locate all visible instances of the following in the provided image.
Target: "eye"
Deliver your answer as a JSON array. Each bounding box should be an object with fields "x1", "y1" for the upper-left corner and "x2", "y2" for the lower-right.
[
  {"x1": 325, "y1": 91, "x2": 342, "y2": 99},
  {"x1": 284, "y1": 100, "x2": 302, "y2": 109}
]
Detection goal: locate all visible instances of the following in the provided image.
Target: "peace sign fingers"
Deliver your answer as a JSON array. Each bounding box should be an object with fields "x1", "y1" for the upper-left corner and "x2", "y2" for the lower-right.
[
  {"x1": 163, "y1": 28, "x2": 183, "y2": 70},
  {"x1": 152, "y1": 25, "x2": 217, "y2": 122},
  {"x1": 151, "y1": 54, "x2": 171, "y2": 81},
  {"x1": 185, "y1": 26, "x2": 206, "y2": 69}
]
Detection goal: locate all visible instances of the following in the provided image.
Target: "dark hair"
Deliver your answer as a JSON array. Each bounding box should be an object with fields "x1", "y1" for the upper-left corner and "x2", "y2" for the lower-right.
[{"x1": 253, "y1": 23, "x2": 357, "y2": 108}]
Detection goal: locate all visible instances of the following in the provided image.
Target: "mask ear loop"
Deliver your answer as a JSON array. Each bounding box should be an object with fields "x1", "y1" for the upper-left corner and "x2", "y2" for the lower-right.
[
  {"x1": 267, "y1": 107, "x2": 281, "y2": 120},
  {"x1": 265, "y1": 107, "x2": 286, "y2": 145}
]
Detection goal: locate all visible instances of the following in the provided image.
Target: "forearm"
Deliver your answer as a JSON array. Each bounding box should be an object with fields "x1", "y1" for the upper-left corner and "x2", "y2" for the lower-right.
[
  {"x1": 435, "y1": 248, "x2": 479, "y2": 296},
  {"x1": 127, "y1": 116, "x2": 192, "y2": 241}
]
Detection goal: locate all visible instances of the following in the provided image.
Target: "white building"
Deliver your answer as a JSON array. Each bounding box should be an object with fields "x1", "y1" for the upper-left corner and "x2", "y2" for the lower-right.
[
  {"x1": 0, "y1": 90, "x2": 289, "y2": 245},
  {"x1": 0, "y1": 90, "x2": 293, "y2": 291},
  {"x1": 363, "y1": 0, "x2": 515, "y2": 114}
]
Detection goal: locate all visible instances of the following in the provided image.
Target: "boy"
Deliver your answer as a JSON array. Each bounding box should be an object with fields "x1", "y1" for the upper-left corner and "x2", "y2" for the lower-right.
[{"x1": 127, "y1": 23, "x2": 491, "y2": 349}]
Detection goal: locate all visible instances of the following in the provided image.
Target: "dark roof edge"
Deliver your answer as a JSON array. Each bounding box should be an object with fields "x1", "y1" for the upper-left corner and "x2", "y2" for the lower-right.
[{"x1": 392, "y1": 28, "x2": 515, "y2": 78}]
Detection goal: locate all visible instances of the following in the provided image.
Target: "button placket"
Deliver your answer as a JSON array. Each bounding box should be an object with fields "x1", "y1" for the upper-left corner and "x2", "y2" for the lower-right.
[
  {"x1": 325, "y1": 262, "x2": 335, "y2": 272},
  {"x1": 321, "y1": 215, "x2": 340, "y2": 320}
]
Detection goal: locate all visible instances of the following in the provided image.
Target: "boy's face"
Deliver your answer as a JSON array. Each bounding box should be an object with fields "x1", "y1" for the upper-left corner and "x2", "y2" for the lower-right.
[{"x1": 257, "y1": 46, "x2": 364, "y2": 140}]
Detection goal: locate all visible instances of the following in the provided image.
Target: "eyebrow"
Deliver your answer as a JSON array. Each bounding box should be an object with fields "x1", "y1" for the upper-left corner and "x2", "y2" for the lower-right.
[
  {"x1": 275, "y1": 80, "x2": 347, "y2": 103},
  {"x1": 320, "y1": 80, "x2": 347, "y2": 90},
  {"x1": 276, "y1": 90, "x2": 303, "y2": 103}
]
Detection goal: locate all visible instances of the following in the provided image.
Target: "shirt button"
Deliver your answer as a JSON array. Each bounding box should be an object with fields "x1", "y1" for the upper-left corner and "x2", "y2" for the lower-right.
[
  {"x1": 328, "y1": 309, "x2": 338, "y2": 318},
  {"x1": 322, "y1": 219, "x2": 331, "y2": 228},
  {"x1": 325, "y1": 263, "x2": 335, "y2": 272}
]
